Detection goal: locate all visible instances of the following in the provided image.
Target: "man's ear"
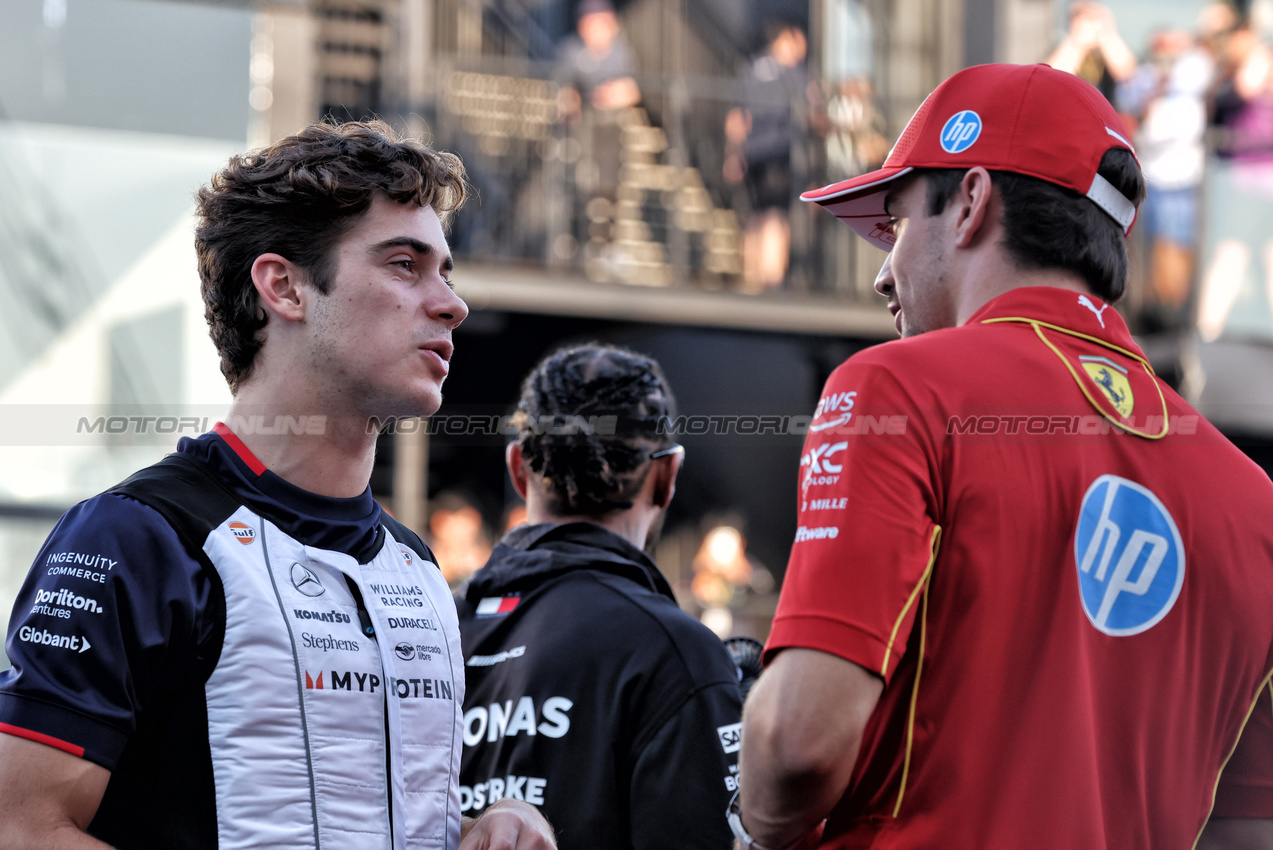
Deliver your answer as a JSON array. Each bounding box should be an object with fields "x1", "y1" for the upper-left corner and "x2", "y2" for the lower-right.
[
  {"x1": 649, "y1": 451, "x2": 682, "y2": 510},
  {"x1": 505, "y1": 441, "x2": 530, "y2": 501},
  {"x1": 953, "y1": 166, "x2": 995, "y2": 249},
  {"x1": 250, "y1": 253, "x2": 308, "y2": 323}
]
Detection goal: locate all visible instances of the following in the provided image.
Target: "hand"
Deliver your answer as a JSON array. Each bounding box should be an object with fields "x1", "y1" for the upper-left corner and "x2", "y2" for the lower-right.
[{"x1": 459, "y1": 799, "x2": 556, "y2": 849}]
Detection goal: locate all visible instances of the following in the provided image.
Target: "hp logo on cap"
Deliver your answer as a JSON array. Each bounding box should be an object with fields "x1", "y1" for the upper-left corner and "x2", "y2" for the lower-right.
[{"x1": 939, "y1": 110, "x2": 982, "y2": 154}]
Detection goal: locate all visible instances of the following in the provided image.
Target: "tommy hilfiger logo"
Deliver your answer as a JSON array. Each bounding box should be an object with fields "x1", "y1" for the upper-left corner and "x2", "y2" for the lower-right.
[{"x1": 475, "y1": 596, "x2": 521, "y2": 618}]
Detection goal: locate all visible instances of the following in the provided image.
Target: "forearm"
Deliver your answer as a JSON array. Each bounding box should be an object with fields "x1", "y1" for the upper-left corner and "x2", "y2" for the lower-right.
[
  {"x1": 0, "y1": 735, "x2": 112, "y2": 850},
  {"x1": 738, "y1": 649, "x2": 882, "y2": 849}
]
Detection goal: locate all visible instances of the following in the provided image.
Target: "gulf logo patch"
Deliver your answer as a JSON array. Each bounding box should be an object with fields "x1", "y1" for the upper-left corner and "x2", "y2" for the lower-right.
[
  {"x1": 475, "y1": 596, "x2": 521, "y2": 618},
  {"x1": 1075, "y1": 475, "x2": 1184, "y2": 636},
  {"x1": 229, "y1": 522, "x2": 256, "y2": 544}
]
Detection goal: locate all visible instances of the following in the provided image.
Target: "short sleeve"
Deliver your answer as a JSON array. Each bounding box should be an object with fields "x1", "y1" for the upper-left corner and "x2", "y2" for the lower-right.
[
  {"x1": 766, "y1": 357, "x2": 942, "y2": 683},
  {"x1": 1213, "y1": 682, "x2": 1273, "y2": 818},
  {"x1": 0, "y1": 494, "x2": 217, "y2": 770}
]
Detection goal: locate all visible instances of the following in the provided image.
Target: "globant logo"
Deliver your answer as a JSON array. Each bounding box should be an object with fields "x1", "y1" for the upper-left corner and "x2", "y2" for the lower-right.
[{"x1": 18, "y1": 625, "x2": 91, "y2": 653}]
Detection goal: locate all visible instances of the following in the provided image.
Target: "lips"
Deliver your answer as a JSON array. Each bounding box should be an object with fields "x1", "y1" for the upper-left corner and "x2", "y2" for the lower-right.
[{"x1": 419, "y1": 341, "x2": 453, "y2": 375}]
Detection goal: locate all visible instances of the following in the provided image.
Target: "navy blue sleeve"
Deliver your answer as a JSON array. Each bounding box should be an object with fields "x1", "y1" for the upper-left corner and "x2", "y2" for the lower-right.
[
  {"x1": 629, "y1": 679, "x2": 742, "y2": 850},
  {"x1": 0, "y1": 493, "x2": 217, "y2": 770}
]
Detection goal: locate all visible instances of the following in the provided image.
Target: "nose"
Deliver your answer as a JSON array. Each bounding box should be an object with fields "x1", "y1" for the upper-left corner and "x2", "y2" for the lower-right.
[
  {"x1": 432, "y1": 281, "x2": 469, "y2": 330},
  {"x1": 873, "y1": 252, "x2": 895, "y2": 298}
]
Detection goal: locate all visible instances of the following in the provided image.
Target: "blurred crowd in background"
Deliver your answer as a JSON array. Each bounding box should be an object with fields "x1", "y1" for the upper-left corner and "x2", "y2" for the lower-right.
[{"x1": 5, "y1": 0, "x2": 1273, "y2": 649}]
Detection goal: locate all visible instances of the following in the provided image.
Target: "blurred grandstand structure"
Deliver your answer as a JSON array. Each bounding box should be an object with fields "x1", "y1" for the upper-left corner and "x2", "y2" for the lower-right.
[{"x1": 2, "y1": 0, "x2": 1272, "y2": 648}]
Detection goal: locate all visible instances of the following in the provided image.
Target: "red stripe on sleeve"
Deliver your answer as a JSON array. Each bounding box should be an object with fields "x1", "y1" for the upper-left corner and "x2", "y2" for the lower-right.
[
  {"x1": 213, "y1": 422, "x2": 268, "y2": 475},
  {"x1": 0, "y1": 722, "x2": 86, "y2": 758}
]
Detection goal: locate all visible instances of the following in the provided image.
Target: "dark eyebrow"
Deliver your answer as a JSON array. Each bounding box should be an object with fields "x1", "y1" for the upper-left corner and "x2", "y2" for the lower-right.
[{"x1": 369, "y1": 237, "x2": 454, "y2": 273}]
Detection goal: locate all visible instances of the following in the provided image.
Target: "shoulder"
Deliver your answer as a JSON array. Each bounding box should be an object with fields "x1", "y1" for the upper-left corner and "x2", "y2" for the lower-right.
[
  {"x1": 580, "y1": 573, "x2": 738, "y2": 679},
  {"x1": 379, "y1": 511, "x2": 439, "y2": 569}
]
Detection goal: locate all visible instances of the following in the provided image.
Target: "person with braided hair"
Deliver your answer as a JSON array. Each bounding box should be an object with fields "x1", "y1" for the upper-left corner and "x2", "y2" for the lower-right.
[{"x1": 456, "y1": 344, "x2": 742, "y2": 850}]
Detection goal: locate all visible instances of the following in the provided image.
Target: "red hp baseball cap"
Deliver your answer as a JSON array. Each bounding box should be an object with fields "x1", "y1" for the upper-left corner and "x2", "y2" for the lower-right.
[{"x1": 801, "y1": 63, "x2": 1138, "y2": 251}]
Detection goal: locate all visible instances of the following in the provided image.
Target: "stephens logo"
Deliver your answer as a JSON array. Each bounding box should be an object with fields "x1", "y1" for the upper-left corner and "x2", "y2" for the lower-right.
[
  {"x1": 290, "y1": 563, "x2": 326, "y2": 597},
  {"x1": 395, "y1": 642, "x2": 416, "y2": 660},
  {"x1": 1075, "y1": 475, "x2": 1184, "y2": 636},
  {"x1": 940, "y1": 110, "x2": 982, "y2": 154},
  {"x1": 229, "y1": 522, "x2": 256, "y2": 544}
]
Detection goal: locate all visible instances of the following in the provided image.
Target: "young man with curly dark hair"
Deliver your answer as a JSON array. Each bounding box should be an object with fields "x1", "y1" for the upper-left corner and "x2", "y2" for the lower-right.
[
  {"x1": 456, "y1": 343, "x2": 742, "y2": 850},
  {"x1": 0, "y1": 121, "x2": 554, "y2": 850}
]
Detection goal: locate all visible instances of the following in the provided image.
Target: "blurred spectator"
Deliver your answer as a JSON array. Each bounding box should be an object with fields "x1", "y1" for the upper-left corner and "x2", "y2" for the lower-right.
[
  {"x1": 1118, "y1": 29, "x2": 1213, "y2": 324},
  {"x1": 1199, "y1": 14, "x2": 1273, "y2": 340},
  {"x1": 427, "y1": 493, "x2": 493, "y2": 588},
  {"x1": 1047, "y1": 1, "x2": 1137, "y2": 102},
  {"x1": 1212, "y1": 22, "x2": 1273, "y2": 158},
  {"x1": 825, "y1": 77, "x2": 889, "y2": 180},
  {"x1": 556, "y1": 0, "x2": 640, "y2": 124},
  {"x1": 724, "y1": 21, "x2": 822, "y2": 291}
]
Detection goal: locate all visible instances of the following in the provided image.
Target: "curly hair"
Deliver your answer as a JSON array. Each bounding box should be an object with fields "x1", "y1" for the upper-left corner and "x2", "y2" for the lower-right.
[
  {"x1": 513, "y1": 344, "x2": 678, "y2": 517},
  {"x1": 194, "y1": 120, "x2": 468, "y2": 393}
]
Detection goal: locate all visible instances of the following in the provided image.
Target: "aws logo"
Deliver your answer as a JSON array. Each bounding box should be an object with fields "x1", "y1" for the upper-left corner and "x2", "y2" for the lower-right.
[
  {"x1": 1075, "y1": 475, "x2": 1184, "y2": 636},
  {"x1": 229, "y1": 522, "x2": 256, "y2": 544}
]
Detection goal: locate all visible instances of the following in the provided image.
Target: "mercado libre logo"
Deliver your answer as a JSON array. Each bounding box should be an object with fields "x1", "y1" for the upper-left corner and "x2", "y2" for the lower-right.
[
  {"x1": 940, "y1": 110, "x2": 982, "y2": 154},
  {"x1": 229, "y1": 522, "x2": 256, "y2": 545},
  {"x1": 1074, "y1": 475, "x2": 1184, "y2": 636}
]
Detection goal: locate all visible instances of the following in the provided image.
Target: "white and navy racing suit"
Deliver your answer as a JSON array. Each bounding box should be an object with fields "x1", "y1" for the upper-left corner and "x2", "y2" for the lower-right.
[
  {"x1": 457, "y1": 522, "x2": 743, "y2": 850},
  {"x1": 0, "y1": 427, "x2": 465, "y2": 850}
]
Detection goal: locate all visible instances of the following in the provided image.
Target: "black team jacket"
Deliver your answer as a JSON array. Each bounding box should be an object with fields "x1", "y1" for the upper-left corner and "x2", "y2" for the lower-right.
[{"x1": 456, "y1": 522, "x2": 742, "y2": 850}]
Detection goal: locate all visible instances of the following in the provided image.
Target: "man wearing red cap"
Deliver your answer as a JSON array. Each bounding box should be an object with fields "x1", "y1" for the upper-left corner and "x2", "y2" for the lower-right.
[{"x1": 733, "y1": 63, "x2": 1273, "y2": 849}]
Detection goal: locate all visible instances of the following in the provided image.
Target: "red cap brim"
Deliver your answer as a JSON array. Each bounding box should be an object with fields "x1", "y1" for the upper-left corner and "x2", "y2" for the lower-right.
[{"x1": 799, "y1": 166, "x2": 914, "y2": 251}]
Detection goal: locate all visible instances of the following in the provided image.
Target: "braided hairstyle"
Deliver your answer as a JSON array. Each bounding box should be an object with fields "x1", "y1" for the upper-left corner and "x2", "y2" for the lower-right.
[{"x1": 513, "y1": 344, "x2": 677, "y2": 517}]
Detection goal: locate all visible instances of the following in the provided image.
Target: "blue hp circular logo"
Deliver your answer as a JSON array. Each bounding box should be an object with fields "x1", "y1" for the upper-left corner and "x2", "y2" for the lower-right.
[
  {"x1": 1074, "y1": 475, "x2": 1185, "y2": 636},
  {"x1": 939, "y1": 110, "x2": 982, "y2": 154}
]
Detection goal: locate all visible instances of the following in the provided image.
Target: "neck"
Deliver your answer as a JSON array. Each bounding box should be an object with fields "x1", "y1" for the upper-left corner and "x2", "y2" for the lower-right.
[
  {"x1": 952, "y1": 253, "x2": 1095, "y2": 326},
  {"x1": 224, "y1": 385, "x2": 379, "y2": 499},
  {"x1": 524, "y1": 499, "x2": 655, "y2": 552}
]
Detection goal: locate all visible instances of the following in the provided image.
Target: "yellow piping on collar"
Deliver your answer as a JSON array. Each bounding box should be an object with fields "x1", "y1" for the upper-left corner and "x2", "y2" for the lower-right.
[{"x1": 981, "y1": 316, "x2": 1170, "y2": 440}]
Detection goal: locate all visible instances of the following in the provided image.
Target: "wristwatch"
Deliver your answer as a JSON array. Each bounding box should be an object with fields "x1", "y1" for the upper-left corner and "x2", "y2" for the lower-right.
[{"x1": 726, "y1": 789, "x2": 788, "y2": 850}]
